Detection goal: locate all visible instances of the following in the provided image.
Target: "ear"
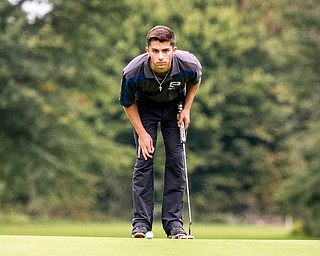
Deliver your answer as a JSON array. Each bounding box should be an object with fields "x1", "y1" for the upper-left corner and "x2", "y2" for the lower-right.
[
  {"x1": 173, "y1": 46, "x2": 177, "y2": 53},
  {"x1": 146, "y1": 46, "x2": 149, "y2": 54}
]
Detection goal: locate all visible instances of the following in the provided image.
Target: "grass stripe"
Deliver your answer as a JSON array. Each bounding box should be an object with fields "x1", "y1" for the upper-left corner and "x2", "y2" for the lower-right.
[{"x1": 0, "y1": 236, "x2": 319, "y2": 256}]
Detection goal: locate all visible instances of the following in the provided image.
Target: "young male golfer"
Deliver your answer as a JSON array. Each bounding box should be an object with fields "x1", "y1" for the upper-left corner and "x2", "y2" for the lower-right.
[{"x1": 119, "y1": 25, "x2": 202, "y2": 238}]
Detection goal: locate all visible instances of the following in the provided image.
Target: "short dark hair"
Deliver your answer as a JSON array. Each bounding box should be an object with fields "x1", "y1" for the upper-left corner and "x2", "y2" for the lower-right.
[{"x1": 146, "y1": 25, "x2": 176, "y2": 46}]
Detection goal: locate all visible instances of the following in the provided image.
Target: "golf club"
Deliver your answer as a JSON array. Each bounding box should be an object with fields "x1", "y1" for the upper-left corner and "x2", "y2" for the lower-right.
[{"x1": 178, "y1": 102, "x2": 194, "y2": 240}]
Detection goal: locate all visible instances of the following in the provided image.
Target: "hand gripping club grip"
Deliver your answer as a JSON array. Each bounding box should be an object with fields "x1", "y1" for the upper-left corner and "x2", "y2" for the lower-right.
[{"x1": 178, "y1": 102, "x2": 186, "y2": 144}]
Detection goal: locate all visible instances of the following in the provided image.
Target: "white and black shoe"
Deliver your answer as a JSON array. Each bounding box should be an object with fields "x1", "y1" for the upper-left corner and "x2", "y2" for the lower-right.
[
  {"x1": 167, "y1": 226, "x2": 187, "y2": 239},
  {"x1": 131, "y1": 226, "x2": 148, "y2": 238}
]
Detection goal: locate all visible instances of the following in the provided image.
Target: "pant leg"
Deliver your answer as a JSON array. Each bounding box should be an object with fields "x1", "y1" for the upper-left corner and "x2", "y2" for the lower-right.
[
  {"x1": 160, "y1": 105, "x2": 186, "y2": 234},
  {"x1": 132, "y1": 106, "x2": 159, "y2": 230}
]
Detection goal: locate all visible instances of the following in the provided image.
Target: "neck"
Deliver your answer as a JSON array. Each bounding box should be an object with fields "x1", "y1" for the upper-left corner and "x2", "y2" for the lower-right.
[{"x1": 154, "y1": 70, "x2": 168, "y2": 77}]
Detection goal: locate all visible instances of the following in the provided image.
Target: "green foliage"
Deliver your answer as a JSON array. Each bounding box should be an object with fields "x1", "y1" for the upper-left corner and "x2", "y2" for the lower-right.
[
  {"x1": 0, "y1": 0, "x2": 133, "y2": 219},
  {"x1": 264, "y1": 0, "x2": 320, "y2": 237}
]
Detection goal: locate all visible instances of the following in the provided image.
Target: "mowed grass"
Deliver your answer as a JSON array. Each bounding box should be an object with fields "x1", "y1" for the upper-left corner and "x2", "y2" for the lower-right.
[
  {"x1": 0, "y1": 222, "x2": 319, "y2": 256},
  {"x1": 0, "y1": 236, "x2": 319, "y2": 256}
]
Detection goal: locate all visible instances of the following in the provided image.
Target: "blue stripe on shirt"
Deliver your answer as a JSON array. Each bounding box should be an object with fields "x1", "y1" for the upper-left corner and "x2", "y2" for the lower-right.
[{"x1": 121, "y1": 73, "x2": 146, "y2": 106}]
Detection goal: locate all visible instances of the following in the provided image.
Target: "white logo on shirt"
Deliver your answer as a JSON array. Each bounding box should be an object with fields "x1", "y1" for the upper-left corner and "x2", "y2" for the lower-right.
[{"x1": 168, "y1": 81, "x2": 181, "y2": 90}]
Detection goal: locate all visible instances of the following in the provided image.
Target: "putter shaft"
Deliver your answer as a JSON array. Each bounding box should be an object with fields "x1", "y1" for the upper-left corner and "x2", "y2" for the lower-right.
[{"x1": 178, "y1": 102, "x2": 193, "y2": 237}]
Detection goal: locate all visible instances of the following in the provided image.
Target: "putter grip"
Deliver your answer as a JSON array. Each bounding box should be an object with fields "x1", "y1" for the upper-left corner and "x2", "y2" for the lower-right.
[
  {"x1": 178, "y1": 102, "x2": 186, "y2": 143},
  {"x1": 180, "y1": 122, "x2": 186, "y2": 143}
]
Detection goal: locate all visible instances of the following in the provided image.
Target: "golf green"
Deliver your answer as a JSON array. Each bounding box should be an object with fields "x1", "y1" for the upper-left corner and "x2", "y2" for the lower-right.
[{"x1": 0, "y1": 236, "x2": 319, "y2": 256}]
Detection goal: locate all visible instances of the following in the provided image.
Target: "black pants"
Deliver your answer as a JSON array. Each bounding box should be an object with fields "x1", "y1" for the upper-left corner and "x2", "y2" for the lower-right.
[{"x1": 132, "y1": 100, "x2": 186, "y2": 235}]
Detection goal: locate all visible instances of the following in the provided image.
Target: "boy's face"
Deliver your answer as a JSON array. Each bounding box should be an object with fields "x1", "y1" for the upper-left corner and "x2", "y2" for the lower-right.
[{"x1": 146, "y1": 40, "x2": 176, "y2": 74}]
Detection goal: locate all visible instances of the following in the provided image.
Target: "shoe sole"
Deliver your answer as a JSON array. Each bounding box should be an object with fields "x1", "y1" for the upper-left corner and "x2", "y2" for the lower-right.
[
  {"x1": 180, "y1": 235, "x2": 195, "y2": 239},
  {"x1": 168, "y1": 233, "x2": 188, "y2": 239},
  {"x1": 132, "y1": 232, "x2": 146, "y2": 238}
]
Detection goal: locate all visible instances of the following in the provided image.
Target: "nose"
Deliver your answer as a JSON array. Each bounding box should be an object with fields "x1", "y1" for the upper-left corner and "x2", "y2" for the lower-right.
[{"x1": 158, "y1": 51, "x2": 164, "y2": 60}]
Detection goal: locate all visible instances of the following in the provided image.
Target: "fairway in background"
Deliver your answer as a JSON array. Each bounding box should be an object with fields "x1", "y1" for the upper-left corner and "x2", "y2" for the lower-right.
[{"x1": 0, "y1": 221, "x2": 309, "y2": 239}]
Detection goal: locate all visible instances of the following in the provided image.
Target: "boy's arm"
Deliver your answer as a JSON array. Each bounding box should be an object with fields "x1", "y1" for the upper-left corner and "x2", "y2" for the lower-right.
[
  {"x1": 123, "y1": 103, "x2": 154, "y2": 160},
  {"x1": 178, "y1": 79, "x2": 201, "y2": 129}
]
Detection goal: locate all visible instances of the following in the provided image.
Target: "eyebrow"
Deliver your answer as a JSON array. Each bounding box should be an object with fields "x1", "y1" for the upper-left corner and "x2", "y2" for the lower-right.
[{"x1": 151, "y1": 47, "x2": 171, "y2": 51}]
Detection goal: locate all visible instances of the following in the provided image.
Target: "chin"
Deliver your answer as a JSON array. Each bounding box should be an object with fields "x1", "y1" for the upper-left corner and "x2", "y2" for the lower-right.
[{"x1": 157, "y1": 67, "x2": 168, "y2": 73}]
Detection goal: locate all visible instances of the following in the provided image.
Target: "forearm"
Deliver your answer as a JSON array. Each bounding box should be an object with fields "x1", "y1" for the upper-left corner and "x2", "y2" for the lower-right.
[
  {"x1": 123, "y1": 103, "x2": 146, "y2": 136},
  {"x1": 177, "y1": 80, "x2": 201, "y2": 129},
  {"x1": 184, "y1": 80, "x2": 201, "y2": 111},
  {"x1": 123, "y1": 103, "x2": 154, "y2": 160}
]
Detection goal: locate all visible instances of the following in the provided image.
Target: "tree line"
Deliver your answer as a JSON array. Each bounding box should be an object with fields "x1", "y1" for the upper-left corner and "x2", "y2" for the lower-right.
[{"x1": 0, "y1": 0, "x2": 319, "y2": 237}]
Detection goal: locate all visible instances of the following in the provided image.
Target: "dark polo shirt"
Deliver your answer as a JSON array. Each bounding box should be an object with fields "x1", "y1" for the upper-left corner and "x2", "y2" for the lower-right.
[{"x1": 120, "y1": 50, "x2": 202, "y2": 107}]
